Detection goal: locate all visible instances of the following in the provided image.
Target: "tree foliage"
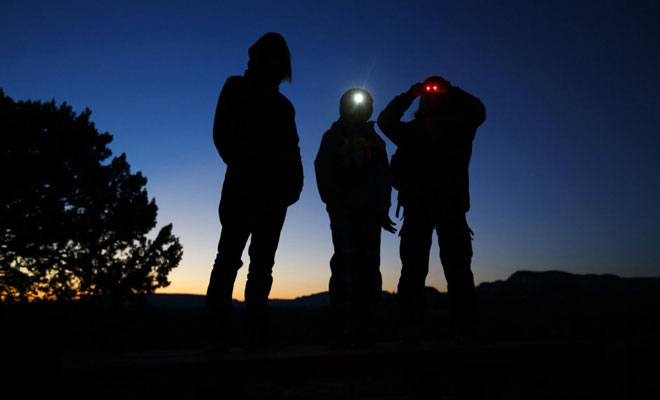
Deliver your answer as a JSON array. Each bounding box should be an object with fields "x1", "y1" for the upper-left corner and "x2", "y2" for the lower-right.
[{"x1": 0, "y1": 89, "x2": 182, "y2": 302}]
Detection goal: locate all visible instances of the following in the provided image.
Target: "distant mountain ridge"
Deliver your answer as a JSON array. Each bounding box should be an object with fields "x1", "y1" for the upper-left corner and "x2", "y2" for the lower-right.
[
  {"x1": 478, "y1": 270, "x2": 660, "y2": 299},
  {"x1": 147, "y1": 270, "x2": 660, "y2": 309}
]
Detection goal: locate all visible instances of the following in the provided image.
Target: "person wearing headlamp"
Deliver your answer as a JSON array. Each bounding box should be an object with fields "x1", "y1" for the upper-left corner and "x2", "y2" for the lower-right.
[
  {"x1": 315, "y1": 88, "x2": 396, "y2": 346},
  {"x1": 378, "y1": 76, "x2": 486, "y2": 344}
]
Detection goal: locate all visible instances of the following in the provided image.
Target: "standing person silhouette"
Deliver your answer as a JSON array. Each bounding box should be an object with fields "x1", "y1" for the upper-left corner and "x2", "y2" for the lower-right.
[
  {"x1": 315, "y1": 89, "x2": 396, "y2": 346},
  {"x1": 378, "y1": 76, "x2": 486, "y2": 344},
  {"x1": 206, "y1": 32, "x2": 303, "y2": 349}
]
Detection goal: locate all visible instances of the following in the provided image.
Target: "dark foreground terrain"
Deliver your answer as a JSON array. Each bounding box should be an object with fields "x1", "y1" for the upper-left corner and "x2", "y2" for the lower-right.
[{"x1": 4, "y1": 270, "x2": 660, "y2": 399}]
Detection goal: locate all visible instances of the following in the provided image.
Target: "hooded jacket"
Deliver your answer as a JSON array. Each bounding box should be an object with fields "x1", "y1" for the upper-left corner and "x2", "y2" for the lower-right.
[{"x1": 213, "y1": 72, "x2": 303, "y2": 208}]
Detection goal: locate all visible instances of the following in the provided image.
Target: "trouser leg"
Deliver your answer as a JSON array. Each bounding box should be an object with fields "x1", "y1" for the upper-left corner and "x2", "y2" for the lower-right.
[
  {"x1": 329, "y1": 218, "x2": 352, "y2": 333},
  {"x1": 205, "y1": 201, "x2": 251, "y2": 347},
  {"x1": 352, "y1": 223, "x2": 382, "y2": 333},
  {"x1": 244, "y1": 206, "x2": 287, "y2": 321},
  {"x1": 329, "y1": 217, "x2": 382, "y2": 339},
  {"x1": 206, "y1": 211, "x2": 250, "y2": 316},
  {"x1": 397, "y1": 207, "x2": 434, "y2": 327},
  {"x1": 436, "y1": 213, "x2": 478, "y2": 337}
]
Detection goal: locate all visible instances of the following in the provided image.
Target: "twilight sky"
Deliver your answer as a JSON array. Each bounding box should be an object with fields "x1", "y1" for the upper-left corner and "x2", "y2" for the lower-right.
[{"x1": 2, "y1": 0, "x2": 659, "y2": 299}]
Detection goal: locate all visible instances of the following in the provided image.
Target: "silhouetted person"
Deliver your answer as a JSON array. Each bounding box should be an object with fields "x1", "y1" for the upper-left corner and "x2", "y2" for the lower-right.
[
  {"x1": 378, "y1": 76, "x2": 486, "y2": 343},
  {"x1": 206, "y1": 32, "x2": 303, "y2": 348},
  {"x1": 315, "y1": 88, "x2": 396, "y2": 346}
]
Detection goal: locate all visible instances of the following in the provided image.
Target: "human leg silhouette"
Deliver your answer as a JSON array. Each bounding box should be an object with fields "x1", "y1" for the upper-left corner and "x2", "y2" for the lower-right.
[
  {"x1": 329, "y1": 218, "x2": 353, "y2": 341},
  {"x1": 397, "y1": 206, "x2": 434, "y2": 342},
  {"x1": 351, "y1": 223, "x2": 382, "y2": 344},
  {"x1": 207, "y1": 223, "x2": 250, "y2": 313},
  {"x1": 244, "y1": 206, "x2": 287, "y2": 346},
  {"x1": 205, "y1": 202, "x2": 251, "y2": 348},
  {"x1": 436, "y1": 212, "x2": 479, "y2": 342}
]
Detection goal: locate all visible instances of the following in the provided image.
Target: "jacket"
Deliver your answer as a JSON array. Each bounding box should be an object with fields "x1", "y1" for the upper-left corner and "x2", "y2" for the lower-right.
[
  {"x1": 213, "y1": 73, "x2": 304, "y2": 208},
  {"x1": 314, "y1": 119, "x2": 391, "y2": 220},
  {"x1": 377, "y1": 85, "x2": 485, "y2": 212}
]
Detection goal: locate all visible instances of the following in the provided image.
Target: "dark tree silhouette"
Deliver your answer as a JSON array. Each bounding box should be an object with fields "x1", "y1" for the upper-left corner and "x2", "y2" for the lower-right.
[{"x1": 0, "y1": 89, "x2": 182, "y2": 302}]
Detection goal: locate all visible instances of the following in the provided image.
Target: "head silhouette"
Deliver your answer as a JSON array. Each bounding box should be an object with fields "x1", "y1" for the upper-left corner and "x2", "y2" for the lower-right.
[
  {"x1": 339, "y1": 88, "x2": 373, "y2": 125},
  {"x1": 247, "y1": 32, "x2": 292, "y2": 84},
  {"x1": 418, "y1": 75, "x2": 450, "y2": 118}
]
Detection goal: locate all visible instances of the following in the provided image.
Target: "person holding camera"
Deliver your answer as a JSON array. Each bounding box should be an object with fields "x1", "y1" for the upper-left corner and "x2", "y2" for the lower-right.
[{"x1": 377, "y1": 76, "x2": 486, "y2": 343}]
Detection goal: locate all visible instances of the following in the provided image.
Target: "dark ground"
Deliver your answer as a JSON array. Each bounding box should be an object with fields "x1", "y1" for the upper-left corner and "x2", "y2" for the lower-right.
[{"x1": 3, "y1": 271, "x2": 660, "y2": 399}]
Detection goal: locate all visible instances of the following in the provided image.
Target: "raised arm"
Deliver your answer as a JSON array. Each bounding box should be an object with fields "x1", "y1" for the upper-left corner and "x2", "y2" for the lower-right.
[{"x1": 376, "y1": 88, "x2": 418, "y2": 147}]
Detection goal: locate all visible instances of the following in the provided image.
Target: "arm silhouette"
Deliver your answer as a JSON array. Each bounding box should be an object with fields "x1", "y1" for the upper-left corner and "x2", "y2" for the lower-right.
[
  {"x1": 213, "y1": 77, "x2": 247, "y2": 165},
  {"x1": 377, "y1": 90, "x2": 416, "y2": 147}
]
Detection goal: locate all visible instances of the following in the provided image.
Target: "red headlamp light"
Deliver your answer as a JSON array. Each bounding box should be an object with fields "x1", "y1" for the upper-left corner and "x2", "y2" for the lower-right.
[{"x1": 424, "y1": 83, "x2": 446, "y2": 94}]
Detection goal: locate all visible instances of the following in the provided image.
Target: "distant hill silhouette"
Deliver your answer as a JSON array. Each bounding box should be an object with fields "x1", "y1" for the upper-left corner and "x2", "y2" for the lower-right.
[
  {"x1": 479, "y1": 269, "x2": 660, "y2": 295},
  {"x1": 145, "y1": 294, "x2": 207, "y2": 309},
  {"x1": 146, "y1": 291, "x2": 392, "y2": 309},
  {"x1": 476, "y1": 269, "x2": 660, "y2": 310},
  {"x1": 148, "y1": 270, "x2": 660, "y2": 310}
]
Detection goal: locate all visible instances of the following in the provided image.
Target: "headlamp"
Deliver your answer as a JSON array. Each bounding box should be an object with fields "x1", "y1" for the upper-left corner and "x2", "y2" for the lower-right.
[
  {"x1": 340, "y1": 88, "x2": 373, "y2": 121},
  {"x1": 424, "y1": 83, "x2": 446, "y2": 94}
]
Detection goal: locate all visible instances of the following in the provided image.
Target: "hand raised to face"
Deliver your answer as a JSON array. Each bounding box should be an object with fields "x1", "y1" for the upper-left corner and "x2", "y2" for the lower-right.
[{"x1": 409, "y1": 83, "x2": 425, "y2": 98}]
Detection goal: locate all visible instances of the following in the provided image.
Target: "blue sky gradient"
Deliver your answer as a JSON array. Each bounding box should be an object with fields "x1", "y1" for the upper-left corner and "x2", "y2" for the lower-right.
[{"x1": 2, "y1": 1, "x2": 659, "y2": 298}]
